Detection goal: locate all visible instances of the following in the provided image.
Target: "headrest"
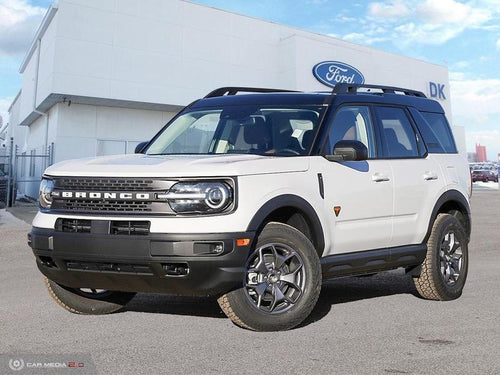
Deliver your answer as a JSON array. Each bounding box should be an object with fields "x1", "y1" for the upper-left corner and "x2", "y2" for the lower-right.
[
  {"x1": 243, "y1": 117, "x2": 271, "y2": 145},
  {"x1": 302, "y1": 130, "x2": 314, "y2": 149}
]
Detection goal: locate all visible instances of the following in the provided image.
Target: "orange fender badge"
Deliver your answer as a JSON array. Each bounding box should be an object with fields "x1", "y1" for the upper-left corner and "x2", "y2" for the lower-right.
[{"x1": 334, "y1": 206, "x2": 341, "y2": 217}]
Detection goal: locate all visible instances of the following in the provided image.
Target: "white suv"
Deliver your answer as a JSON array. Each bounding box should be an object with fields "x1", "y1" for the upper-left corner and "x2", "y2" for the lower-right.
[{"x1": 29, "y1": 84, "x2": 471, "y2": 331}]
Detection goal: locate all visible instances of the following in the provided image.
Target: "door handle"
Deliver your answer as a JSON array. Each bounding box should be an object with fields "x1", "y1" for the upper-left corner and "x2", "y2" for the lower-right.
[
  {"x1": 372, "y1": 173, "x2": 390, "y2": 182},
  {"x1": 423, "y1": 171, "x2": 438, "y2": 181}
]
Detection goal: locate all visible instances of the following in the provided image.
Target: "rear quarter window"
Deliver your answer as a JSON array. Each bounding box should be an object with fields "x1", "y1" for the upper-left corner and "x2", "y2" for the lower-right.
[{"x1": 411, "y1": 110, "x2": 457, "y2": 153}]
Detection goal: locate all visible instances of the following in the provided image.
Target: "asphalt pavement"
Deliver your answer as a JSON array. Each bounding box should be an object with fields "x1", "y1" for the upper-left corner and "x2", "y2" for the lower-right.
[{"x1": 1, "y1": 190, "x2": 499, "y2": 375}]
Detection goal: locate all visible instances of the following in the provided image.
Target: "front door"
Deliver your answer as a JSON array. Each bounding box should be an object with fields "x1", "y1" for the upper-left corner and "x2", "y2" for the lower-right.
[{"x1": 320, "y1": 105, "x2": 393, "y2": 255}]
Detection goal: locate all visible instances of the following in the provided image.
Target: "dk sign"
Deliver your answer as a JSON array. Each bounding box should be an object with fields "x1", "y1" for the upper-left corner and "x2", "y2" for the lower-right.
[{"x1": 429, "y1": 82, "x2": 446, "y2": 100}]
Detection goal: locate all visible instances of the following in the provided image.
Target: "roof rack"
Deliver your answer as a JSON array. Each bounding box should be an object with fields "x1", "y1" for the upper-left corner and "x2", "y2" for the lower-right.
[
  {"x1": 204, "y1": 87, "x2": 298, "y2": 98},
  {"x1": 332, "y1": 83, "x2": 427, "y2": 98}
]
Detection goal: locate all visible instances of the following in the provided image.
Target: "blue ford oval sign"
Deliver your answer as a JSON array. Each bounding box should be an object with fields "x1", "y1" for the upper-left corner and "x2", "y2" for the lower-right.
[{"x1": 312, "y1": 61, "x2": 365, "y2": 88}]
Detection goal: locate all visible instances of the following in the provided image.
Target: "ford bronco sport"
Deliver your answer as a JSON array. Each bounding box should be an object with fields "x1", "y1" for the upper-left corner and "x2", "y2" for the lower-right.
[{"x1": 29, "y1": 84, "x2": 471, "y2": 331}]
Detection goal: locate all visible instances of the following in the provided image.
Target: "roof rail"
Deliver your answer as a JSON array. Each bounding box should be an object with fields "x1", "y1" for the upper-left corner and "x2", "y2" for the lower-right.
[
  {"x1": 332, "y1": 83, "x2": 427, "y2": 98},
  {"x1": 204, "y1": 87, "x2": 298, "y2": 98}
]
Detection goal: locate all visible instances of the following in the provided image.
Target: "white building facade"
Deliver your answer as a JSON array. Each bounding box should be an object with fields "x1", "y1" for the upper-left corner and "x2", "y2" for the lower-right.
[{"x1": 7, "y1": 0, "x2": 462, "y2": 198}]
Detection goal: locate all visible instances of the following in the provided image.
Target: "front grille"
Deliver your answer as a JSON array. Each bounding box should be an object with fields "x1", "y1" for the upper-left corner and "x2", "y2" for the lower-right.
[
  {"x1": 55, "y1": 219, "x2": 150, "y2": 235},
  {"x1": 55, "y1": 218, "x2": 91, "y2": 233},
  {"x1": 50, "y1": 177, "x2": 175, "y2": 215},
  {"x1": 65, "y1": 261, "x2": 153, "y2": 275},
  {"x1": 55, "y1": 177, "x2": 173, "y2": 191},
  {"x1": 60, "y1": 199, "x2": 152, "y2": 212},
  {"x1": 110, "y1": 221, "x2": 150, "y2": 235}
]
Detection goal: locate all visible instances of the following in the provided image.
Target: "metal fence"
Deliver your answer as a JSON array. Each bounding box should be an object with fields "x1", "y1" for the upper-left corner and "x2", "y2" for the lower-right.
[{"x1": 0, "y1": 137, "x2": 54, "y2": 207}]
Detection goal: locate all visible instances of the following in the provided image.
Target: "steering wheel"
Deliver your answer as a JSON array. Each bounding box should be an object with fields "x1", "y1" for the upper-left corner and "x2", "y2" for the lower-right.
[{"x1": 276, "y1": 148, "x2": 301, "y2": 155}]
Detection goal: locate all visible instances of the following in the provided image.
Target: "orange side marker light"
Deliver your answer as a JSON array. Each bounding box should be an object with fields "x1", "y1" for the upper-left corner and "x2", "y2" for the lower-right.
[
  {"x1": 334, "y1": 206, "x2": 341, "y2": 217},
  {"x1": 236, "y1": 238, "x2": 250, "y2": 247}
]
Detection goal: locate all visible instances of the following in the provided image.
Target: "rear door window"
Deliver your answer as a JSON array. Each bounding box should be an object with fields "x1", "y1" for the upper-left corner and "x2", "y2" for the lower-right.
[{"x1": 374, "y1": 106, "x2": 420, "y2": 158}]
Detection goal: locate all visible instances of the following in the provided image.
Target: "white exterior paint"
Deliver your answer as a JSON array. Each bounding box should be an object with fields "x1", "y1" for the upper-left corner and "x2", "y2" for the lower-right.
[
  {"x1": 33, "y1": 151, "x2": 471, "y2": 258},
  {"x1": 7, "y1": 0, "x2": 461, "y2": 198}
]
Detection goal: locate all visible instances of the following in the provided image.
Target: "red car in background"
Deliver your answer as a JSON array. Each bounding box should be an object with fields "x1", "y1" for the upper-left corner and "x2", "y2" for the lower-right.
[{"x1": 472, "y1": 169, "x2": 498, "y2": 182}]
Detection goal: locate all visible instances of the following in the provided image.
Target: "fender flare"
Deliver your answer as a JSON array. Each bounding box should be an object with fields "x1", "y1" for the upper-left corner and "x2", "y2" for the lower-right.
[
  {"x1": 246, "y1": 194, "x2": 325, "y2": 254},
  {"x1": 425, "y1": 189, "x2": 471, "y2": 242}
]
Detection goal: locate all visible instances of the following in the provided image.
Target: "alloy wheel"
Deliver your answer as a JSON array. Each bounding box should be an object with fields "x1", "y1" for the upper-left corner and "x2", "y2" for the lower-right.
[
  {"x1": 439, "y1": 230, "x2": 463, "y2": 287},
  {"x1": 245, "y1": 243, "x2": 306, "y2": 314}
]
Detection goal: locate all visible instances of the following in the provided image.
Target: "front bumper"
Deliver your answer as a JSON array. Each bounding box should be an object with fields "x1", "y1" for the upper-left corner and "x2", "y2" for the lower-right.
[{"x1": 29, "y1": 226, "x2": 255, "y2": 297}]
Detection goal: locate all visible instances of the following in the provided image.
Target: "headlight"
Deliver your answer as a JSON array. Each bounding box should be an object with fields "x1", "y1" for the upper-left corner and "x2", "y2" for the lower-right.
[
  {"x1": 39, "y1": 178, "x2": 55, "y2": 209},
  {"x1": 166, "y1": 181, "x2": 233, "y2": 214}
]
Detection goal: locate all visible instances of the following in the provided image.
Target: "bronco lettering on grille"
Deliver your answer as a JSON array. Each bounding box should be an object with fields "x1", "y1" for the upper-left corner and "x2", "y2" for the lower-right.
[{"x1": 58, "y1": 192, "x2": 153, "y2": 200}]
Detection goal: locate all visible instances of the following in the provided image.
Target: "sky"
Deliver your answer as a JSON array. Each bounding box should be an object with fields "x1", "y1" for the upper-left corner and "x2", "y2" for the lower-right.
[{"x1": 0, "y1": 0, "x2": 499, "y2": 160}]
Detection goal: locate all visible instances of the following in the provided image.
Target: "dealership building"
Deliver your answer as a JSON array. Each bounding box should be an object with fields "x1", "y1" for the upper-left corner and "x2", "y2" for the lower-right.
[{"x1": 4, "y1": 0, "x2": 464, "y2": 198}]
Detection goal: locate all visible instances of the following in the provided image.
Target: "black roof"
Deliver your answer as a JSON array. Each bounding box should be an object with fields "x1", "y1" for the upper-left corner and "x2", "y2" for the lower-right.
[{"x1": 190, "y1": 84, "x2": 444, "y2": 113}]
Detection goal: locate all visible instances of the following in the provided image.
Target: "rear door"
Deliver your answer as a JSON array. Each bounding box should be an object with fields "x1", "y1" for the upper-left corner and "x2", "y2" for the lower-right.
[
  {"x1": 373, "y1": 105, "x2": 443, "y2": 247},
  {"x1": 320, "y1": 105, "x2": 394, "y2": 254}
]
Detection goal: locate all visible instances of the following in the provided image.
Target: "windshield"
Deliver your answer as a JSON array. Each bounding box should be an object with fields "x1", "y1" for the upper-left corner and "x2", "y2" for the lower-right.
[{"x1": 145, "y1": 105, "x2": 325, "y2": 156}]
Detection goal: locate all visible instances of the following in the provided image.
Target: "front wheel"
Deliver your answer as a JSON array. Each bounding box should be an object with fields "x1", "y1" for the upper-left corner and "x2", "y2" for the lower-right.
[
  {"x1": 44, "y1": 277, "x2": 136, "y2": 314},
  {"x1": 218, "y1": 222, "x2": 321, "y2": 331},
  {"x1": 413, "y1": 214, "x2": 468, "y2": 301}
]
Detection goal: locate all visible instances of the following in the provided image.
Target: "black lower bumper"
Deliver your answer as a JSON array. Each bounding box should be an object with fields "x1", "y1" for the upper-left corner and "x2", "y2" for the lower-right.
[{"x1": 29, "y1": 226, "x2": 255, "y2": 297}]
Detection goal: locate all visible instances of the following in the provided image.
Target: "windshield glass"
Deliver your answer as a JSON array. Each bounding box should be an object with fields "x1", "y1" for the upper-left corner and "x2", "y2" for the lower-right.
[{"x1": 145, "y1": 105, "x2": 325, "y2": 156}]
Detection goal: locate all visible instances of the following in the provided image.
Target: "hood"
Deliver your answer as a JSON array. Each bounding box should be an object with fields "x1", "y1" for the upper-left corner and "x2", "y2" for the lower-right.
[{"x1": 44, "y1": 154, "x2": 310, "y2": 178}]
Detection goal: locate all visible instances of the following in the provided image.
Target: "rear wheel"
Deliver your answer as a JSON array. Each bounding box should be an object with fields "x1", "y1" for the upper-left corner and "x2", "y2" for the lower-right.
[
  {"x1": 218, "y1": 222, "x2": 321, "y2": 331},
  {"x1": 44, "y1": 277, "x2": 136, "y2": 314},
  {"x1": 413, "y1": 214, "x2": 468, "y2": 301}
]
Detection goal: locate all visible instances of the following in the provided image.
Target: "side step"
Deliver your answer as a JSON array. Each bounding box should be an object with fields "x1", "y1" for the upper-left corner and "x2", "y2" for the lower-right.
[{"x1": 321, "y1": 244, "x2": 427, "y2": 279}]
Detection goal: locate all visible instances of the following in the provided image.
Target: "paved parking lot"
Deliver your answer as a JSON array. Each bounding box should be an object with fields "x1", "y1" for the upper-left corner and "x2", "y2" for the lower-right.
[
  {"x1": 1, "y1": 190, "x2": 499, "y2": 375},
  {"x1": 472, "y1": 180, "x2": 499, "y2": 191}
]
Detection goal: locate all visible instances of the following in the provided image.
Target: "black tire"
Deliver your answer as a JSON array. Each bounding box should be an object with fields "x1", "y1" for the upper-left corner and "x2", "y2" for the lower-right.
[
  {"x1": 44, "y1": 277, "x2": 136, "y2": 314},
  {"x1": 413, "y1": 214, "x2": 468, "y2": 301},
  {"x1": 218, "y1": 222, "x2": 321, "y2": 331}
]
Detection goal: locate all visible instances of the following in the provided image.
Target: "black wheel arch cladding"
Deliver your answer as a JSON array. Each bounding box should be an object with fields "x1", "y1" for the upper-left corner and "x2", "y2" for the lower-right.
[
  {"x1": 425, "y1": 189, "x2": 471, "y2": 243},
  {"x1": 246, "y1": 194, "x2": 325, "y2": 256}
]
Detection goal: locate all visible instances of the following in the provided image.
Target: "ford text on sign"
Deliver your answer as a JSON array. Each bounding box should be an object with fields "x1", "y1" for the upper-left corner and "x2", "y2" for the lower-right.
[{"x1": 313, "y1": 61, "x2": 365, "y2": 88}]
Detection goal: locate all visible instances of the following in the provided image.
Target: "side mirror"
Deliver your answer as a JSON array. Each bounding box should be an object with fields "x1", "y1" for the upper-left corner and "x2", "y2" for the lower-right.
[
  {"x1": 135, "y1": 141, "x2": 148, "y2": 154},
  {"x1": 325, "y1": 140, "x2": 368, "y2": 162}
]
